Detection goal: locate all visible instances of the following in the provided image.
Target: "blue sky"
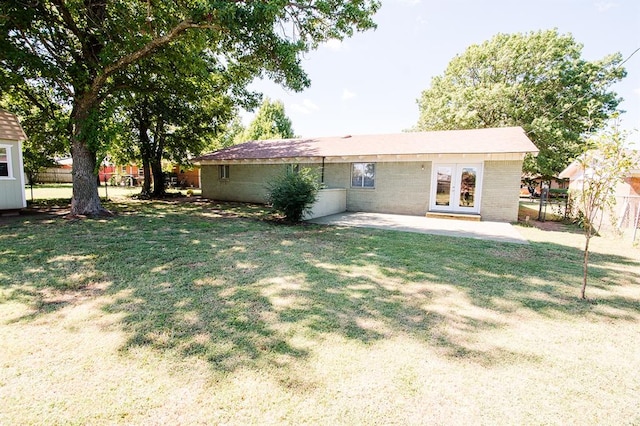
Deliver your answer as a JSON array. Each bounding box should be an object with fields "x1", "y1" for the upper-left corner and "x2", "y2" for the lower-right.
[{"x1": 244, "y1": 0, "x2": 640, "y2": 140}]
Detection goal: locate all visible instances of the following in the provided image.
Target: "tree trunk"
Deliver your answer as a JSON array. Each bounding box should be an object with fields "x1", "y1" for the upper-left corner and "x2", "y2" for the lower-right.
[
  {"x1": 151, "y1": 156, "x2": 165, "y2": 197},
  {"x1": 151, "y1": 119, "x2": 166, "y2": 197},
  {"x1": 137, "y1": 109, "x2": 152, "y2": 197},
  {"x1": 581, "y1": 235, "x2": 590, "y2": 299},
  {"x1": 69, "y1": 101, "x2": 109, "y2": 216}
]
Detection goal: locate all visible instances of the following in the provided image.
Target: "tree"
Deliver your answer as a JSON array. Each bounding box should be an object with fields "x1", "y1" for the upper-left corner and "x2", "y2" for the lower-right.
[
  {"x1": 0, "y1": 89, "x2": 69, "y2": 185},
  {"x1": 414, "y1": 30, "x2": 626, "y2": 179},
  {"x1": 108, "y1": 36, "x2": 246, "y2": 197},
  {"x1": 239, "y1": 98, "x2": 296, "y2": 142},
  {"x1": 570, "y1": 124, "x2": 637, "y2": 299},
  {"x1": 1, "y1": 0, "x2": 379, "y2": 216}
]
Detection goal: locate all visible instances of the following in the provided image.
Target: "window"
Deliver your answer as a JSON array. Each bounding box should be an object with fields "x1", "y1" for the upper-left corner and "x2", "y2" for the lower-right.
[
  {"x1": 138, "y1": 168, "x2": 144, "y2": 177},
  {"x1": 0, "y1": 146, "x2": 11, "y2": 178},
  {"x1": 351, "y1": 163, "x2": 375, "y2": 188},
  {"x1": 219, "y1": 165, "x2": 230, "y2": 179},
  {"x1": 121, "y1": 165, "x2": 127, "y2": 174}
]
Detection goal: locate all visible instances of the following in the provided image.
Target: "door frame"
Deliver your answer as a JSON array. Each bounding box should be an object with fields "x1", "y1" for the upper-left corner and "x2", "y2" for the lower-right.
[{"x1": 429, "y1": 162, "x2": 483, "y2": 214}]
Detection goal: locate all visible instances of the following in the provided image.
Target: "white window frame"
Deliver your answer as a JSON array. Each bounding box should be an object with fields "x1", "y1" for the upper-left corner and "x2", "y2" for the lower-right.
[
  {"x1": 351, "y1": 162, "x2": 375, "y2": 188},
  {"x1": 0, "y1": 145, "x2": 14, "y2": 179},
  {"x1": 219, "y1": 164, "x2": 230, "y2": 180}
]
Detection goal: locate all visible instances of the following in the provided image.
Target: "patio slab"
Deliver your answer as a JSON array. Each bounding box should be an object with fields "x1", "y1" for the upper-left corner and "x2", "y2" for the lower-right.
[{"x1": 308, "y1": 212, "x2": 529, "y2": 244}]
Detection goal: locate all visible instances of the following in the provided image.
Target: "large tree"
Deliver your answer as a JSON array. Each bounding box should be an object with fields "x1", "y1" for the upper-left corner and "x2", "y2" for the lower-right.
[
  {"x1": 1, "y1": 0, "x2": 379, "y2": 216},
  {"x1": 239, "y1": 98, "x2": 296, "y2": 142},
  {"x1": 414, "y1": 30, "x2": 626, "y2": 179},
  {"x1": 108, "y1": 35, "x2": 247, "y2": 197}
]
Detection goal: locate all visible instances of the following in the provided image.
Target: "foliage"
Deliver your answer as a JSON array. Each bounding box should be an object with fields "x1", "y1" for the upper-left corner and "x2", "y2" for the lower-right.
[
  {"x1": 267, "y1": 167, "x2": 320, "y2": 222},
  {"x1": 239, "y1": 98, "x2": 296, "y2": 142},
  {"x1": 0, "y1": 0, "x2": 379, "y2": 215},
  {"x1": 0, "y1": 90, "x2": 69, "y2": 184},
  {"x1": 570, "y1": 124, "x2": 638, "y2": 299},
  {"x1": 414, "y1": 30, "x2": 626, "y2": 179}
]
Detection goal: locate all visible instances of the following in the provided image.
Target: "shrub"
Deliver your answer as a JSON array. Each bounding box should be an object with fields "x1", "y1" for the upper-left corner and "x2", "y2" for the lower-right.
[{"x1": 267, "y1": 167, "x2": 320, "y2": 222}]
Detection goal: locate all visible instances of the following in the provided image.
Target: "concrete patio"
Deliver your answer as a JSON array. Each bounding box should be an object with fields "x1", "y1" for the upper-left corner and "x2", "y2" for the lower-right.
[{"x1": 307, "y1": 212, "x2": 529, "y2": 244}]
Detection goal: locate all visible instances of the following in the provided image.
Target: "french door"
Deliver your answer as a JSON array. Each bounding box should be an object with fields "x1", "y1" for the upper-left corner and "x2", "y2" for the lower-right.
[{"x1": 430, "y1": 163, "x2": 482, "y2": 213}]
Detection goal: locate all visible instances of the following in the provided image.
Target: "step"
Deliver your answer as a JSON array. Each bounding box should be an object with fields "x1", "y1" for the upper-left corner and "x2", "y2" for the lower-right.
[{"x1": 426, "y1": 211, "x2": 481, "y2": 221}]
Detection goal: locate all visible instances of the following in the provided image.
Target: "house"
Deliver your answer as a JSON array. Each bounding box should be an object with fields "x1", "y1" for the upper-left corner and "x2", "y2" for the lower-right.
[
  {"x1": 194, "y1": 127, "x2": 539, "y2": 222},
  {"x1": 0, "y1": 109, "x2": 27, "y2": 211},
  {"x1": 559, "y1": 151, "x2": 640, "y2": 238}
]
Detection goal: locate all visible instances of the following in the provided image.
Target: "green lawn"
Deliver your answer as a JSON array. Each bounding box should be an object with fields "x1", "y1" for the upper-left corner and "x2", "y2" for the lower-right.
[
  {"x1": 24, "y1": 183, "x2": 200, "y2": 201},
  {"x1": 1, "y1": 199, "x2": 639, "y2": 424}
]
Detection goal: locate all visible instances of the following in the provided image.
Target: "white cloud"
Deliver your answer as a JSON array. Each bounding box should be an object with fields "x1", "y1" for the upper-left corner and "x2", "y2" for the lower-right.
[
  {"x1": 342, "y1": 89, "x2": 356, "y2": 101},
  {"x1": 290, "y1": 99, "x2": 320, "y2": 115},
  {"x1": 595, "y1": 1, "x2": 617, "y2": 12}
]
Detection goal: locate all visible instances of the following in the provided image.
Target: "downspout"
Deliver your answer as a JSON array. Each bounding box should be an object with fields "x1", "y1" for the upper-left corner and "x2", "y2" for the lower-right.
[{"x1": 321, "y1": 156, "x2": 325, "y2": 184}]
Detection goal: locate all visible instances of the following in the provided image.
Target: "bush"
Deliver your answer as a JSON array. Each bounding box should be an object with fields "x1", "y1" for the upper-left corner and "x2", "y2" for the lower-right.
[{"x1": 267, "y1": 167, "x2": 320, "y2": 222}]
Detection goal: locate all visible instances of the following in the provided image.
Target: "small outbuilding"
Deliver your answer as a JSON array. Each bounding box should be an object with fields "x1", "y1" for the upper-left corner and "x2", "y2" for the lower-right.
[
  {"x1": 0, "y1": 109, "x2": 27, "y2": 211},
  {"x1": 195, "y1": 126, "x2": 538, "y2": 222}
]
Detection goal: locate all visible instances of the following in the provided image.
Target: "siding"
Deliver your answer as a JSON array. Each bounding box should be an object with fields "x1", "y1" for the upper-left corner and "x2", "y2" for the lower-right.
[
  {"x1": 0, "y1": 139, "x2": 26, "y2": 209},
  {"x1": 480, "y1": 160, "x2": 523, "y2": 222}
]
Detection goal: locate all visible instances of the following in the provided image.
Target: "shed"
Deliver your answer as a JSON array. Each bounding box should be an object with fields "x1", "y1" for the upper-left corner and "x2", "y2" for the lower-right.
[{"x1": 0, "y1": 109, "x2": 27, "y2": 211}]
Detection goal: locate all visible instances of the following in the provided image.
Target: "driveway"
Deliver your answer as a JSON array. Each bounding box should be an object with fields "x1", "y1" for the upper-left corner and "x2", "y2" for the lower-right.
[{"x1": 308, "y1": 212, "x2": 528, "y2": 244}]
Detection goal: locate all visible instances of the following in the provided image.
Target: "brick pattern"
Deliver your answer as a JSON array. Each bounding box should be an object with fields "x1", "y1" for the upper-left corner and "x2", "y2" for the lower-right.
[
  {"x1": 202, "y1": 160, "x2": 524, "y2": 222},
  {"x1": 480, "y1": 160, "x2": 523, "y2": 222}
]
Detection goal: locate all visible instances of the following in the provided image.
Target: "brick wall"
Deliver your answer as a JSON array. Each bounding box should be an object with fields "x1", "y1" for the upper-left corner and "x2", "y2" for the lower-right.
[
  {"x1": 325, "y1": 161, "x2": 432, "y2": 215},
  {"x1": 201, "y1": 164, "x2": 289, "y2": 202},
  {"x1": 480, "y1": 160, "x2": 524, "y2": 222}
]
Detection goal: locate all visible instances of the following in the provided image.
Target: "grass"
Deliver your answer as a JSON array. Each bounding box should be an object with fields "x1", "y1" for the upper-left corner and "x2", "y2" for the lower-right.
[
  {"x1": 1, "y1": 198, "x2": 639, "y2": 424},
  {"x1": 24, "y1": 183, "x2": 200, "y2": 202}
]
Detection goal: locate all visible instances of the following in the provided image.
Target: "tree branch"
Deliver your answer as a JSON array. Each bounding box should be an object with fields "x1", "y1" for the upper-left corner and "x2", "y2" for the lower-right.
[{"x1": 81, "y1": 20, "x2": 220, "y2": 110}]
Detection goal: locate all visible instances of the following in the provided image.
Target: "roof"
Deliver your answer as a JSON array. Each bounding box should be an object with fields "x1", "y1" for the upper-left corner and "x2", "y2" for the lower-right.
[
  {"x1": 559, "y1": 149, "x2": 640, "y2": 179},
  {"x1": 0, "y1": 109, "x2": 27, "y2": 142},
  {"x1": 195, "y1": 126, "x2": 538, "y2": 162}
]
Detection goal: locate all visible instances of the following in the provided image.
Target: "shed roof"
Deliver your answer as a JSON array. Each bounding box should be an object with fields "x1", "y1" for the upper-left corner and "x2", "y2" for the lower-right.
[
  {"x1": 0, "y1": 109, "x2": 27, "y2": 142},
  {"x1": 195, "y1": 126, "x2": 538, "y2": 163}
]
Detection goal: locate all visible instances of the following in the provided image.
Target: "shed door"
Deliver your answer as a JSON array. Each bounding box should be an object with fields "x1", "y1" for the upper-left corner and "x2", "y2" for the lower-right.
[{"x1": 430, "y1": 163, "x2": 482, "y2": 214}]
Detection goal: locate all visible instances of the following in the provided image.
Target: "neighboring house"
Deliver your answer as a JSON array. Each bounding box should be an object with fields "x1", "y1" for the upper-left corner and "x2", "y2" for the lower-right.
[
  {"x1": 0, "y1": 109, "x2": 27, "y2": 211},
  {"x1": 195, "y1": 127, "x2": 538, "y2": 222},
  {"x1": 559, "y1": 151, "x2": 640, "y2": 238}
]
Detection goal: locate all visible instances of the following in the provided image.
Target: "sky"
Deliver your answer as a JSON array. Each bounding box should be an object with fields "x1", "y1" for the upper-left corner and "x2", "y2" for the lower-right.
[{"x1": 242, "y1": 0, "x2": 640, "y2": 141}]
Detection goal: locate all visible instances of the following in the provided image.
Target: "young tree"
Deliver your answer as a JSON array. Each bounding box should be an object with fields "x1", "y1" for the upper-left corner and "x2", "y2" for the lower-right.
[
  {"x1": 1, "y1": 0, "x2": 379, "y2": 216},
  {"x1": 414, "y1": 30, "x2": 626, "y2": 179},
  {"x1": 571, "y1": 125, "x2": 637, "y2": 299},
  {"x1": 239, "y1": 98, "x2": 296, "y2": 142}
]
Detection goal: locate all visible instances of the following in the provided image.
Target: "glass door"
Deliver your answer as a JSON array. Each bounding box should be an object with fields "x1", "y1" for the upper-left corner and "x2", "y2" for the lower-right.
[{"x1": 431, "y1": 163, "x2": 482, "y2": 213}]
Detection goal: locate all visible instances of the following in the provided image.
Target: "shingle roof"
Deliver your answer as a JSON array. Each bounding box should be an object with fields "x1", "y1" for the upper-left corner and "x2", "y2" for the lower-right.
[
  {"x1": 0, "y1": 109, "x2": 27, "y2": 141},
  {"x1": 195, "y1": 127, "x2": 538, "y2": 162}
]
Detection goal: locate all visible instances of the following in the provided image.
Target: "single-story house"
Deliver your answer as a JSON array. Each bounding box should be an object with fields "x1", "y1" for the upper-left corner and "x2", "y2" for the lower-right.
[
  {"x1": 559, "y1": 150, "x2": 640, "y2": 237},
  {"x1": 194, "y1": 126, "x2": 539, "y2": 222},
  {"x1": 0, "y1": 109, "x2": 27, "y2": 211}
]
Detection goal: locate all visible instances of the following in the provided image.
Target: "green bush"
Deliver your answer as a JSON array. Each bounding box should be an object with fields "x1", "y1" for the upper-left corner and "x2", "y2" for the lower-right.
[{"x1": 267, "y1": 167, "x2": 320, "y2": 222}]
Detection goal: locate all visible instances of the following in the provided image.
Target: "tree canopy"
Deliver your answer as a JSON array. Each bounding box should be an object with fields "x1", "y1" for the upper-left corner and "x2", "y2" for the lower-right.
[
  {"x1": 414, "y1": 30, "x2": 626, "y2": 179},
  {"x1": 240, "y1": 98, "x2": 296, "y2": 142},
  {"x1": 1, "y1": 0, "x2": 379, "y2": 215}
]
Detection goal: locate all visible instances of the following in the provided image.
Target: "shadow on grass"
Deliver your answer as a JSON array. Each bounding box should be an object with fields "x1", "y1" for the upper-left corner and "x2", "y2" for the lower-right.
[{"x1": 2, "y1": 200, "x2": 639, "y2": 374}]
